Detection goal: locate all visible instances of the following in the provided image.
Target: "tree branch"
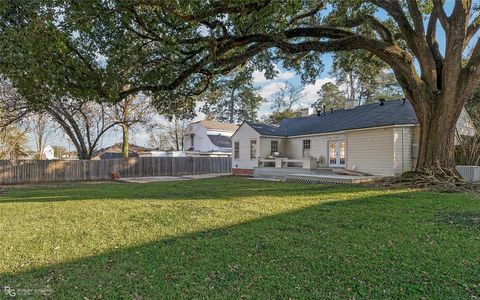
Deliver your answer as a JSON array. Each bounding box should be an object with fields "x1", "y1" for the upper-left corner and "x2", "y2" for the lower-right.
[
  {"x1": 136, "y1": 0, "x2": 272, "y2": 22},
  {"x1": 406, "y1": 0, "x2": 425, "y2": 35},
  {"x1": 371, "y1": 0, "x2": 438, "y2": 89},
  {"x1": 465, "y1": 15, "x2": 480, "y2": 49},
  {"x1": 432, "y1": 0, "x2": 449, "y2": 31},
  {"x1": 287, "y1": 2, "x2": 325, "y2": 26}
]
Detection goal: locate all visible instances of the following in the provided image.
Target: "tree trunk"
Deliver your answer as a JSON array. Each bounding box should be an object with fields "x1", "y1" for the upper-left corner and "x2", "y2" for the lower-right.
[
  {"x1": 348, "y1": 71, "x2": 355, "y2": 104},
  {"x1": 175, "y1": 125, "x2": 180, "y2": 151},
  {"x1": 415, "y1": 95, "x2": 464, "y2": 171},
  {"x1": 121, "y1": 124, "x2": 129, "y2": 158},
  {"x1": 229, "y1": 88, "x2": 235, "y2": 123}
]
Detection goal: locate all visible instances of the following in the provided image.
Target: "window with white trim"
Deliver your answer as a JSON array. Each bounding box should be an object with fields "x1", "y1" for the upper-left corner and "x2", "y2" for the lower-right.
[
  {"x1": 190, "y1": 134, "x2": 195, "y2": 148},
  {"x1": 250, "y1": 140, "x2": 257, "y2": 159},
  {"x1": 234, "y1": 141, "x2": 240, "y2": 159},
  {"x1": 271, "y1": 140, "x2": 278, "y2": 156},
  {"x1": 302, "y1": 140, "x2": 311, "y2": 158}
]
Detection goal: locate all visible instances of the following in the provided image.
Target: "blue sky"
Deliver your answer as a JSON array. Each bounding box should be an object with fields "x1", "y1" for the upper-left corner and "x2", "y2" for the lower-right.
[{"x1": 28, "y1": 1, "x2": 479, "y2": 150}]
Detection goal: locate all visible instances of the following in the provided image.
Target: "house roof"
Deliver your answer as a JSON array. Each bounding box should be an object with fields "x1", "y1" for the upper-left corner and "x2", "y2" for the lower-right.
[
  {"x1": 248, "y1": 99, "x2": 418, "y2": 137},
  {"x1": 197, "y1": 120, "x2": 239, "y2": 132},
  {"x1": 246, "y1": 123, "x2": 279, "y2": 135},
  {"x1": 92, "y1": 143, "x2": 152, "y2": 160},
  {"x1": 207, "y1": 134, "x2": 232, "y2": 148}
]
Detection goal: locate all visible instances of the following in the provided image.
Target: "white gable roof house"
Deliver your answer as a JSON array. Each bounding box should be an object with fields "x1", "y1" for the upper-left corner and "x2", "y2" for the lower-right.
[
  {"x1": 184, "y1": 120, "x2": 239, "y2": 157},
  {"x1": 231, "y1": 99, "x2": 475, "y2": 182}
]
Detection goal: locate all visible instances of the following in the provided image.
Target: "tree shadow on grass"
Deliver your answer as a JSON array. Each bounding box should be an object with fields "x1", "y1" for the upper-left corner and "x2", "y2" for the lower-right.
[
  {"x1": 437, "y1": 212, "x2": 480, "y2": 230},
  {"x1": 0, "y1": 177, "x2": 371, "y2": 204},
  {"x1": 1, "y1": 190, "x2": 479, "y2": 299}
]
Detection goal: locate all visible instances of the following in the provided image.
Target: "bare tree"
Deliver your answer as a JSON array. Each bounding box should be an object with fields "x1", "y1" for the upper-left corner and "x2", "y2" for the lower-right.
[
  {"x1": 147, "y1": 118, "x2": 190, "y2": 151},
  {"x1": 270, "y1": 82, "x2": 302, "y2": 113},
  {"x1": 0, "y1": 79, "x2": 30, "y2": 128},
  {"x1": 113, "y1": 93, "x2": 153, "y2": 158},
  {"x1": 0, "y1": 125, "x2": 28, "y2": 160},
  {"x1": 28, "y1": 113, "x2": 53, "y2": 159},
  {"x1": 147, "y1": 123, "x2": 170, "y2": 150},
  {"x1": 44, "y1": 99, "x2": 124, "y2": 159}
]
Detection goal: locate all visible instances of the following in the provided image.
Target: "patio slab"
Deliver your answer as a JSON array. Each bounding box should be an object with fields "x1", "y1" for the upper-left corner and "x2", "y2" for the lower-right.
[
  {"x1": 118, "y1": 173, "x2": 232, "y2": 183},
  {"x1": 284, "y1": 174, "x2": 379, "y2": 184}
]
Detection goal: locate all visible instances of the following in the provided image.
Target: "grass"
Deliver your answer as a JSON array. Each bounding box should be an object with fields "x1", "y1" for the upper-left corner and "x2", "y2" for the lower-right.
[{"x1": 0, "y1": 177, "x2": 479, "y2": 299}]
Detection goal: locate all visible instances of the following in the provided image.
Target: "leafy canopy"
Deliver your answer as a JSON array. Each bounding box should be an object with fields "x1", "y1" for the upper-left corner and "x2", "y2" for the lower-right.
[{"x1": 1, "y1": 0, "x2": 480, "y2": 119}]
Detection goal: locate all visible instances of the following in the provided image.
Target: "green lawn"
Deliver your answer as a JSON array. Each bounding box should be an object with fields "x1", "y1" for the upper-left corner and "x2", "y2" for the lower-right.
[{"x1": 0, "y1": 177, "x2": 479, "y2": 299}]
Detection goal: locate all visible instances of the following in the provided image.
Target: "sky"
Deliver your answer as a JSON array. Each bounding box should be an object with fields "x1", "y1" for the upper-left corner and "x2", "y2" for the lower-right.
[{"x1": 27, "y1": 1, "x2": 479, "y2": 151}]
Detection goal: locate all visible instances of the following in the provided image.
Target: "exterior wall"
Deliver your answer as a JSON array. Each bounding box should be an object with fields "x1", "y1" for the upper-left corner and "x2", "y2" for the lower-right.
[
  {"x1": 286, "y1": 133, "x2": 345, "y2": 167},
  {"x1": 185, "y1": 123, "x2": 213, "y2": 151},
  {"x1": 231, "y1": 123, "x2": 261, "y2": 170},
  {"x1": 411, "y1": 125, "x2": 420, "y2": 167},
  {"x1": 259, "y1": 137, "x2": 287, "y2": 158},
  {"x1": 393, "y1": 127, "x2": 414, "y2": 174},
  {"x1": 456, "y1": 108, "x2": 476, "y2": 137},
  {"x1": 184, "y1": 123, "x2": 232, "y2": 152},
  {"x1": 346, "y1": 128, "x2": 395, "y2": 176}
]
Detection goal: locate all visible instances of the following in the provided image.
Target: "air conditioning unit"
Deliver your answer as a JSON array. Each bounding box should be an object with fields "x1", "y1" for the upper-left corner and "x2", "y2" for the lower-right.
[{"x1": 456, "y1": 165, "x2": 480, "y2": 183}]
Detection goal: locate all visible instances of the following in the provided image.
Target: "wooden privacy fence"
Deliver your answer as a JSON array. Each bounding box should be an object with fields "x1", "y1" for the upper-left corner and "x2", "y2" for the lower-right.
[{"x1": 0, "y1": 157, "x2": 232, "y2": 185}]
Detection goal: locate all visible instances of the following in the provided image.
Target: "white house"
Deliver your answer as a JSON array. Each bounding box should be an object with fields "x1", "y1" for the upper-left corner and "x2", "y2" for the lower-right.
[
  {"x1": 184, "y1": 120, "x2": 239, "y2": 156},
  {"x1": 231, "y1": 99, "x2": 476, "y2": 176}
]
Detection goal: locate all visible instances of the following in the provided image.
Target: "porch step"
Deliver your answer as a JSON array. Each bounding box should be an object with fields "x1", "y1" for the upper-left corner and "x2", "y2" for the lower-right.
[{"x1": 283, "y1": 174, "x2": 379, "y2": 184}]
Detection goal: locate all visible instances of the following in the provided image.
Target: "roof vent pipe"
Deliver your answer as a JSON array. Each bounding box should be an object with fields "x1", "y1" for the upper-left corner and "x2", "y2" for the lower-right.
[
  {"x1": 330, "y1": 108, "x2": 333, "y2": 113},
  {"x1": 323, "y1": 105, "x2": 326, "y2": 115},
  {"x1": 316, "y1": 109, "x2": 322, "y2": 116},
  {"x1": 379, "y1": 98, "x2": 385, "y2": 106},
  {"x1": 402, "y1": 97, "x2": 406, "y2": 104}
]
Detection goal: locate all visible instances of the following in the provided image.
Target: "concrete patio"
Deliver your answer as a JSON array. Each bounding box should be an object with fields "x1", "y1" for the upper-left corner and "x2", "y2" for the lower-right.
[{"x1": 118, "y1": 173, "x2": 232, "y2": 183}]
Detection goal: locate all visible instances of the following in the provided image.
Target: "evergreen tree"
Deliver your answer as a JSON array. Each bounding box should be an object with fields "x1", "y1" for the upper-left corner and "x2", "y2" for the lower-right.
[{"x1": 201, "y1": 71, "x2": 263, "y2": 123}]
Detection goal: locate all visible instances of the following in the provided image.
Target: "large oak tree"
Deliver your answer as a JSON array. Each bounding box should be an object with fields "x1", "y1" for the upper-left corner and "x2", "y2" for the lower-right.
[{"x1": 2, "y1": 0, "x2": 480, "y2": 172}]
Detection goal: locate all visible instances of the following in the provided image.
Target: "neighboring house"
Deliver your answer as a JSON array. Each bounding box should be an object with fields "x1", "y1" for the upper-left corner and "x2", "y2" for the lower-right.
[
  {"x1": 91, "y1": 143, "x2": 150, "y2": 160},
  {"x1": 231, "y1": 99, "x2": 476, "y2": 176},
  {"x1": 184, "y1": 120, "x2": 239, "y2": 156}
]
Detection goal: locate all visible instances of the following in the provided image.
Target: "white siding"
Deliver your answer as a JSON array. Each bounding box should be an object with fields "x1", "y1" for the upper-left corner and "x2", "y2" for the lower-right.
[
  {"x1": 393, "y1": 127, "x2": 414, "y2": 175},
  {"x1": 286, "y1": 134, "x2": 345, "y2": 164},
  {"x1": 184, "y1": 123, "x2": 233, "y2": 152},
  {"x1": 259, "y1": 137, "x2": 287, "y2": 158},
  {"x1": 231, "y1": 123, "x2": 260, "y2": 169},
  {"x1": 346, "y1": 128, "x2": 395, "y2": 176},
  {"x1": 411, "y1": 125, "x2": 420, "y2": 167},
  {"x1": 456, "y1": 108, "x2": 476, "y2": 137},
  {"x1": 185, "y1": 123, "x2": 217, "y2": 151}
]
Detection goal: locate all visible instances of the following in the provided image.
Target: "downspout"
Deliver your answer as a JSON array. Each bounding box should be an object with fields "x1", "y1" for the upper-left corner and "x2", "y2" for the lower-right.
[{"x1": 402, "y1": 127, "x2": 404, "y2": 173}]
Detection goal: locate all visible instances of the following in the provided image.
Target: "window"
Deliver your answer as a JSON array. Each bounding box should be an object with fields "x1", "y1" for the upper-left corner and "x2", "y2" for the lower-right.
[
  {"x1": 234, "y1": 141, "x2": 240, "y2": 159},
  {"x1": 190, "y1": 134, "x2": 195, "y2": 148},
  {"x1": 271, "y1": 140, "x2": 278, "y2": 156},
  {"x1": 302, "y1": 140, "x2": 311, "y2": 158},
  {"x1": 250, "y1": 140, "x2": 257, "y2": 159}
]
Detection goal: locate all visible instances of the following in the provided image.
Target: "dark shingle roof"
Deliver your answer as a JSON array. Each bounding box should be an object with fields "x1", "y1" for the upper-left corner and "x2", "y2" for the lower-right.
[
  {"x1": 246, "y1": 123, "x2": 279, "y2": 135},
  {"x1": 207, "y1": 134, "x2": 232, "y2": 148},
  {"x1": 249, "y1": 99, "x2": 418, "y2": 137}
]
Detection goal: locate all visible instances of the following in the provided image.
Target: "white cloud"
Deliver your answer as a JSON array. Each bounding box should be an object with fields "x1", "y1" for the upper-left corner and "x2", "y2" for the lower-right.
[
  {"x1": 258, "y1": 82, "x2": 285, "y2": 99},
  {"x1": 300, "y1": 77, "x2": 336, "y2": 105},
  {"x1": 252, "y1": 66, "x2": 295, "y2": 84}
]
